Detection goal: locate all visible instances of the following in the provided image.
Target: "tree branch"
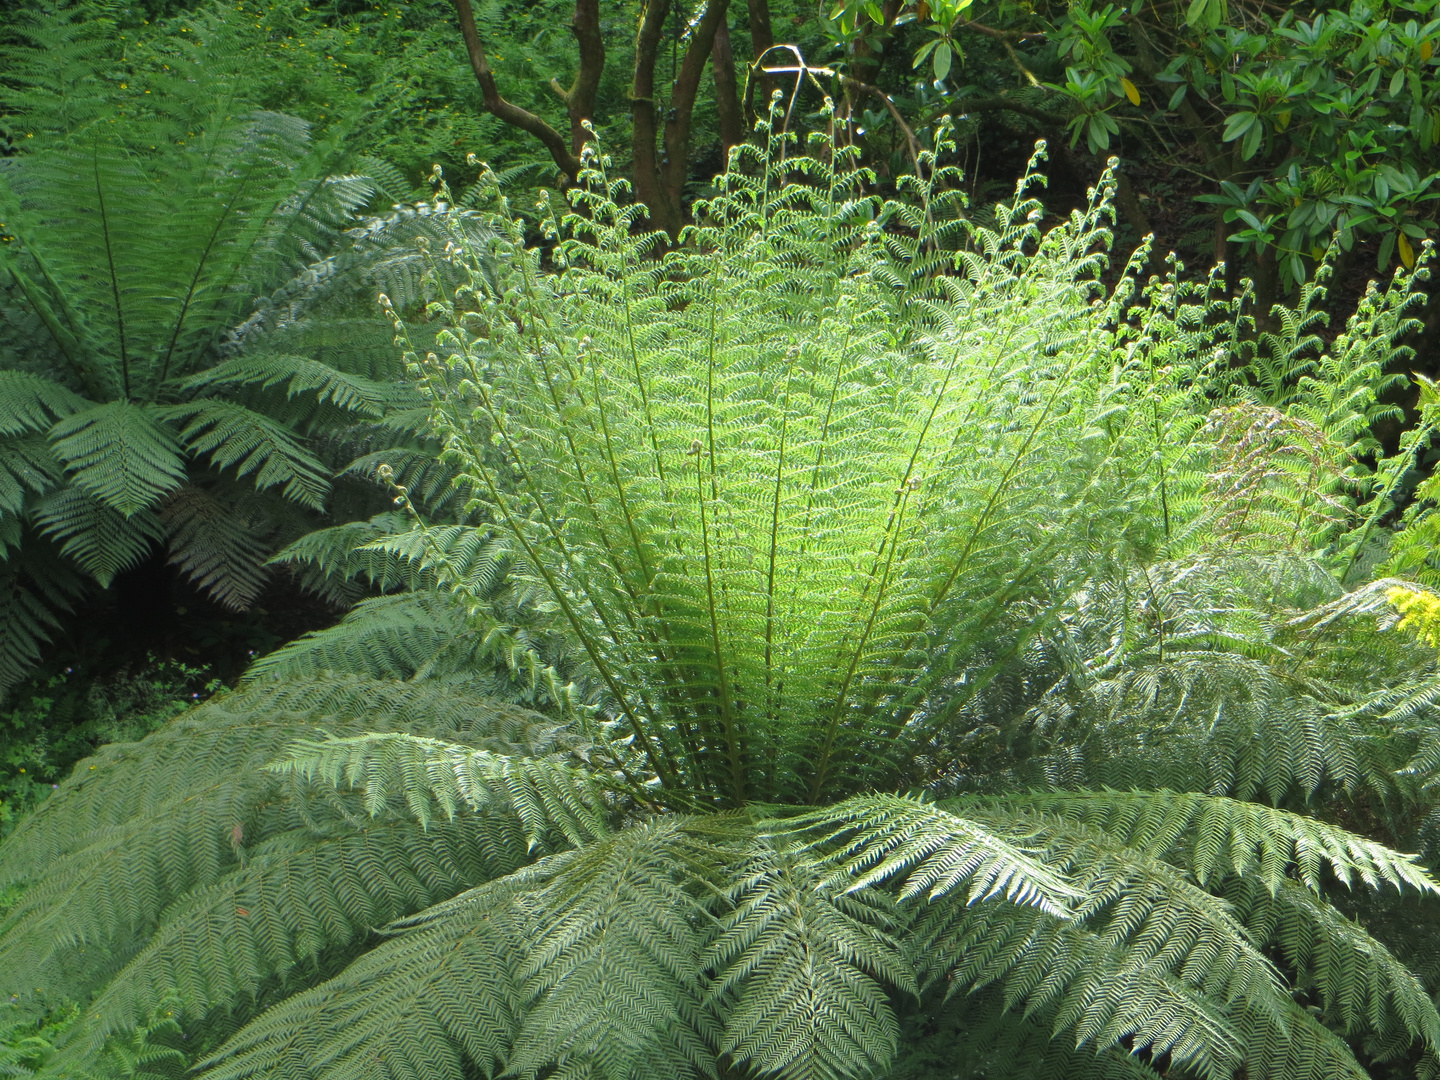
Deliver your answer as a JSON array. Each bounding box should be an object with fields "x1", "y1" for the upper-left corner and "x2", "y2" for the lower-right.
[
  {"x1": 953, "y1": 18, "x2": 1047, "y2": 41},
  {"x1": 451, "y1": 0, "x2": 581, "y2": 179}
]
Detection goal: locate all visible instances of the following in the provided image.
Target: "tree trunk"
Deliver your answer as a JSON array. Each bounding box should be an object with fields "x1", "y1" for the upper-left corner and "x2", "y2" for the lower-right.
[
  {"x1": 713, "y1": 18, "x2": 745, "y2": 164},
  {"x1": 557, "y1": 0, "x2": 606, "y2": 159},
  {"x1": 634, "y1": 0, "x2": 733, "y2": 236},
  {"x1": 745, "y1": 0, "x2": 776, "y2": 117}
]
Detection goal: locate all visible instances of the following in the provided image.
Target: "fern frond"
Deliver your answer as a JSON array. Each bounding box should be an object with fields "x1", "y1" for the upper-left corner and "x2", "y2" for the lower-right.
[
  {"x1": 180, "y1": 354, "x2": 401, "y2": 418},
  {"x1": 711, "y1": 833, "x2": 909, "y2": 1080},
  {"x1": 198, "y1": 877, "x2": 528, "y2": 1080},
  {"x1": 243, "y1": 592, "x2": 474, "y2": 682},
  {"x1": 0, "y1": 680, "x2": 566, "y2": 1017},
  {"x1": 507, "y1": 824, "x2": 720, "y2": 1080},
  {"x1": 0, "y1": 371, "x2": 83, "y2": 435},
  {"x1": 781, "y1": 794, "x2": 1079, "y2": 914},
  {"x1": 0, "y1": 435, "x2": 63, "y2": 516},
  {"x1": 31, "y1": 485, "x2": 165, "y2": 585},
  {"x1": 919, "y1": 901, "x2": 1242, "y2": 1079},
  {"x1": 164, "y1": 400, "x2": 329, "y2": 509},
  {"x1": 158, "y1": 485, "x2": 271, "y2": 610},
  {"x1": 268, "y1": 513, "x2": 417, "y2": 600},
  {"x1": 55, "y1": 813, "x2": 529, "y2": 1063},
  {"x1": 1228, "y1": 876, "x2": 1440, "y2": 1054},
  {"x1": 269, "y1": 732, "x2": 610, "y2": 846},
  {"x1": 48, "y1": 401, "x2": 185, "y2": 516},
  {"x1": 0, "y1": 550, "x2": 83, "y2": 698},
  {"x1": 972, "y1": 789, "x2": 1439, "y2": 894}
]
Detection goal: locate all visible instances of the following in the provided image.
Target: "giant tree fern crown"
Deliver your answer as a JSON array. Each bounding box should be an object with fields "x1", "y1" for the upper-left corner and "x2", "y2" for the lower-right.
[{"x1": 416, "y1": 130, "x2": 1204, "y2": 805}]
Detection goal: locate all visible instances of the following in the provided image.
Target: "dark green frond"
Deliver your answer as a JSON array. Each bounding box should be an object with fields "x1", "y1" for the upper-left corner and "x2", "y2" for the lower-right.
[
  {"x1": 48, "y1": 401, "x2": 185, "y2": 516},
  {"x1": 180, "y1": 354, "x2": 401, "y2": 418},
  {"x1": 198, "y1": 878, "x2": 528, "y2": 1080},
  {"x1": 159, "y1": 485, "x2": 272, "y2": 610},
  {"x1": 0, "y1": 435, "x2": 63, "y2": 516},
  {"x1": 164, "y1": 400, "x2": 329, "y2": 509},
  {"x1": 0, "y1": 371, "x2": 83, "y2": 436},
  {"x1": 0, "y1": 549, "x2": 83, "y2": 699},
  {"x1": 269, "y1": 731, "x2": 610, "y2": 846},
  {"x1": 31, "y1": 485, "x2": 165, "y2": 585}
]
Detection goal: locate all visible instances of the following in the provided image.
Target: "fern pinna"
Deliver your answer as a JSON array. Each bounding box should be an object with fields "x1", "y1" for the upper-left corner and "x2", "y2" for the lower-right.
[{"x1": 7, "y1": 119, "x2": 1440, "y2": 1080}]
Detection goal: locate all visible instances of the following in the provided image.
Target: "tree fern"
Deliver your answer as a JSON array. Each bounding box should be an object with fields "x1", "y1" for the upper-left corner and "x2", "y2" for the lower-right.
[
  {"x1": 7, "y1": 120, "x2": 1440, "y2": 1080},
  {"x1": 0, "y1": 21, "x2": 501, "y2": 693}
]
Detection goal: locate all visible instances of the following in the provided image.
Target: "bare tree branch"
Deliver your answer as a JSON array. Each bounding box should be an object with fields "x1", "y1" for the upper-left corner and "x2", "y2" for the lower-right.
[{"x1": 451, "y1": 0, "x2": 581, "y2": 179}]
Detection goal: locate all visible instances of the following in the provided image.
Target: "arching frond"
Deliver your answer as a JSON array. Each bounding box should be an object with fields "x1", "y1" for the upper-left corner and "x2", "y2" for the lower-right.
[
  {"x1": 31, "y1": 485, "x2": 165, "y2": 585},
  {"x1": 180, "y1": 354, "x2": 402, "y2": 418},
  {"x1": 48, "y1": 401, "x2": 185, "y2": 516},
  {"x1": 158, "y1": 485, "x2": 271, "y2": 610},
  {"x1": 711, "y1": 834, "x2": 910, "y2": 1080},
  {"x1": 197, "y1": 878, "x2": 528, "y2": 1080},
  {"x1": 0, "y1": 371, "x2": 83, "y2": 435},
  {"x1": 243, "y1": 592, "x2": 475, "y2": 682},
  {"x1": 970, "y1": 789, "x2": 1440, "y2": 895},
  {"x1": 164, "y1": 400, "x2": 330, "y2": 509},
  {"x1": 270, "y1": 731, "x2": 610, "y2": 846},
  {"x1": 782, "y1": 794, "x2": 1079, "y2": 914}
]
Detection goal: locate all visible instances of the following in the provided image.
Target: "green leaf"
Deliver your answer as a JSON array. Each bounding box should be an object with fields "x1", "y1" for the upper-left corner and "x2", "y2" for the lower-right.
[
  {"x1": 1222, "y1": 111, "x2": 1259, "y2": 143},
  {"x1": 932, "y1": 43, "x2": 952, "y2": 81}
]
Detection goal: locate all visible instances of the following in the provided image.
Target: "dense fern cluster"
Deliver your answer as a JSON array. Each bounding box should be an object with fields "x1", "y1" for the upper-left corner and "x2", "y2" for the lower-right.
[
  {"x1": 0, "y1": 12, "x2": 511, "y2": 694},
  {"x1": 8, "y1": 118, "x2": 1440, "y2": 1080}
]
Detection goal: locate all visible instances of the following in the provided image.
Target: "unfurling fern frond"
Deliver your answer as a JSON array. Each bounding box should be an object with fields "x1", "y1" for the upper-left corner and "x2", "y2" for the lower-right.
[{"x1": 10, "y1": 119, "x2": 1440, "y2": 1080}]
